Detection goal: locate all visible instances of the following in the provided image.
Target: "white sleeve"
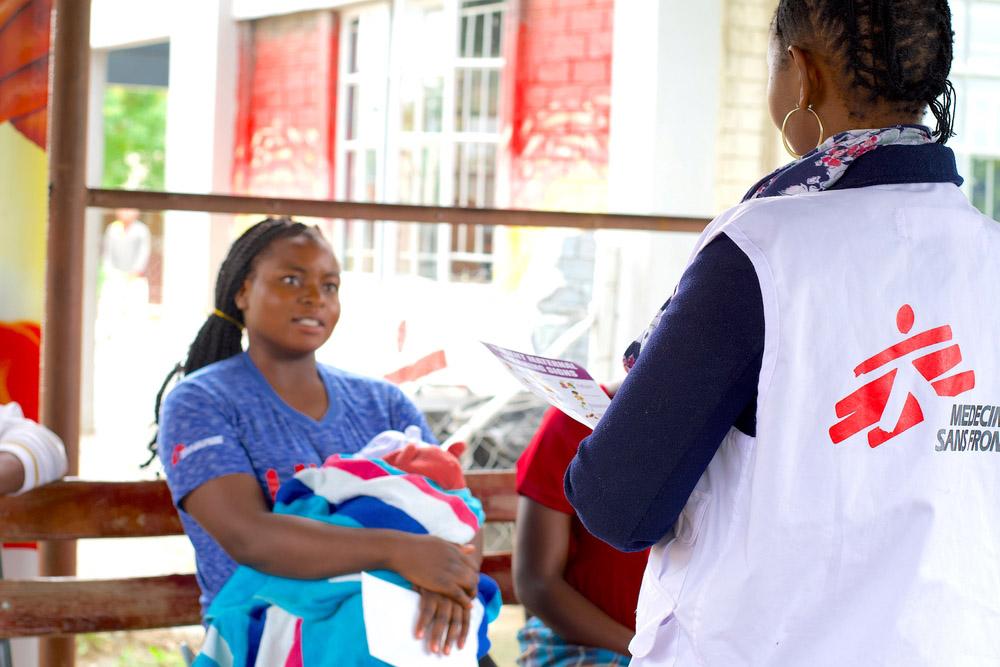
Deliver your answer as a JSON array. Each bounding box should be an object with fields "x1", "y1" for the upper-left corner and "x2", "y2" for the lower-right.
[
  {"x1": 0, "y1": 407, "x2": 68, "y2": 495},
  {"x1": 0, "y1": 402, "x2": 25, "y2": 440}
]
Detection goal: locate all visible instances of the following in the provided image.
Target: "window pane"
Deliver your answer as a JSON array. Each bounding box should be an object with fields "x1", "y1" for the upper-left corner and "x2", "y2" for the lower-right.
[
  {"x1": 423, "y1": 77, "x2": 443, "y2": 132},
  {"x1": 418, "y1": 259, "x2": 437, "y2": 279},
  {"x1": 401, "y1": 91, "x2": 416, "y2": 132},
  {"x1": 365, "y1": 150, "x2": 377, "y2": 201},
  {"x1": 469, "y1": 69, "x2": 483, "y2": 126},
  {"x1": 362, "y1": 221, "x2": 375, "y2": 250},
  {"x1": 484, "y1": 143, "x2": 496, "y2": 208},
  {"x1": 454, "y1": 143, "x2": 466, "y2": 206},
  {"x1": 346, "y1": 85, "x2": 358, "y2": 140},
  {"x1": 969, "y1": 2, "x2": 1000, "y2": 69},
  {"x1": 953, "y1": 1, "x2": 968, "y2": 62},
  {"x1": 399, "y1": 149, "x2": 416, "y2": 204},
  {"x1": 420, "y1": 146, "x2": 441, "y2": 204},
  {"x1": 473, "y1": 14, "x2": 485, "y2": 57},
  {"x1": 397, "y1": 223, "x2": 413, "y2": 252},
  {"x1": 450, "y1": 260, "x2": 492, "y2": 282},
  {"x1": 344, "y1": 150, "x2": 355, "y2": 200},
  {"x1": 460, "y1": 15, "x2": 470, "y2": 58},
  {"x1": 482, "y1": 225, "x2": 494, "y2": 254},
  {"x1": 344, "y1": 220, "x2": 358, "y2": 270},
  {"x1": 418, "y1": 224, "x2": 438, "y2": 253},
  {"x1": 965, "y1": 78, "x2": 1000, "y2": 151},
  {"x1": 348, "y1": 18, "x2": 360, "y2": 74},
  {"x1": 490, "y1": 11, "x2": 503, "y2": 57},
  {"x1": 972, "y1": 157, "x2": 988, "y2": 213},
  {"x1": 993, "y1": 159, "x2": 1000, "y2": 221},
  {"x1": 486, "y1": 70, "x2": 500, "y2": 132},
  {"x1": 455, "y1": 69, "x2": 467, "y2": 131}
]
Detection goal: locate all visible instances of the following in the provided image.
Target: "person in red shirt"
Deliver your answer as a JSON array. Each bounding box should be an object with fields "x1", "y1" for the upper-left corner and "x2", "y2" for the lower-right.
[{"x1": 514, "y1": 396, "x2": 649, "y2": 666}]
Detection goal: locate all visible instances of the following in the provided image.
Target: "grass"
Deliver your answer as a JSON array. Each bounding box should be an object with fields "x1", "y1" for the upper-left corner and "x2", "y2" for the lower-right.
[
  {"x1": 76, "y1": 628, "x2": 203, "y2": 667},
  {"x1": 73, "y1": 608, "x2": 526, "y2": 666}
]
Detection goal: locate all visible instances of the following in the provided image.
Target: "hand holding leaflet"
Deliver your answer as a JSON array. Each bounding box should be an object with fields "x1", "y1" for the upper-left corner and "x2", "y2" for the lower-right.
[{"x1": 482, "y1": 342, "x2": 610, "y2": 429}]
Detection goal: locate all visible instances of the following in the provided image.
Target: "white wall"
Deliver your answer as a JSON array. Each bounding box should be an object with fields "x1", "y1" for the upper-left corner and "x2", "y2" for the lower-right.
[
  {"x1": 160, "y1": 0, "x2": 239, "y2": 354},
  {"x1": 91, "y1": 0, "x2": 172, "y2": 48},
  {"x1": 88, "y1": 0, "x2": 239, "y2": 359},
  {"x1": 590, "y1": 0, "x2": 723, "y2": 380}
]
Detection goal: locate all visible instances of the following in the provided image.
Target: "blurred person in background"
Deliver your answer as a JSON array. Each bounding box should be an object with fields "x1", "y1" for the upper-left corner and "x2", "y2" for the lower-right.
[{"x1": 99, "y1": 207, "x2": 151, "y2": 336}]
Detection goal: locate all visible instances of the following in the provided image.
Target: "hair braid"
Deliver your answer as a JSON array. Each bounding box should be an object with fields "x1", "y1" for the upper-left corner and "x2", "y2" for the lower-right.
[
  {"x1": 143, "y1": 216, "x2": 311, "y2": 467},
  {"x1": 774, "y1": 0, "x2": 956, "y2": 143}
]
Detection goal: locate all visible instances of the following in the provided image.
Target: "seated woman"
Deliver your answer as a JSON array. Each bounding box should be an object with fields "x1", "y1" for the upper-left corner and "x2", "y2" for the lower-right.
[
  {"x1": 514, "y1": 401, "x2": 649, "y2": 666},
  {"x1": 152, "y1": 218, "x2": 489, "y2": 663},
  {"x1": 0, "y1": 402, "x2": 67, "y2": 496}
]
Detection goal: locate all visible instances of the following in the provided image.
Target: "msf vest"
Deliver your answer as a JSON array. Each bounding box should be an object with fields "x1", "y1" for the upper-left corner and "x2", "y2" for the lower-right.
[{"x1": 631, "y1": 183, "x2": 1000, "y2": 667}]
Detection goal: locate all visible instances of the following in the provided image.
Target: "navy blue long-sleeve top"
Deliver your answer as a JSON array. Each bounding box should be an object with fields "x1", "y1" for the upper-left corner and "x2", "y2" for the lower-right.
[
  {"x1": 565, "y1": 234, "x2": 763, "y2": 552},
  {"x1": 564, "y1": 143, "x2": 965, "y2": 553}
]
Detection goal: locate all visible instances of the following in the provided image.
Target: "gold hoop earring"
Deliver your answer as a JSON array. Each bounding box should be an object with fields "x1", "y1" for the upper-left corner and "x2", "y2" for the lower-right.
[{"x1": 781, "y1": 105, "x2": 825, "y2": 159}]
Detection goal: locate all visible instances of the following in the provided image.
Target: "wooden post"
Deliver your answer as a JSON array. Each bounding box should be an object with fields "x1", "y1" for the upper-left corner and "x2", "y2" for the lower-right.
[{"x1": 41, "y1": 0, "x2": 92, "y2": 664}]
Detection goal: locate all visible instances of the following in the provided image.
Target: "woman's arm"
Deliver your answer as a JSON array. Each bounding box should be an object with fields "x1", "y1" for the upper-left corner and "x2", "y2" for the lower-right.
[
  {"x1": 183, "y1": 473, "x2": 479, "y2": 605},
  {"x1": 565, "y1": 234, "x2": 764, "y2": 552},
  {"x1": 514, "y1": 497, "x2": 634, "y2": 655},
  {"x1": 0, "y1": 410, "x2": 67, "y2": 495},
  {"x1": 0, "y1": 453, "x2": 24, "y2": 495}
]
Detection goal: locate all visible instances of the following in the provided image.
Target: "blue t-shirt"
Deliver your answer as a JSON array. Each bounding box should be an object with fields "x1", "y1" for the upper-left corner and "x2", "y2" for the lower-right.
[{"x1": 157, "y1": 352, "x2": 435, "y2": 613}]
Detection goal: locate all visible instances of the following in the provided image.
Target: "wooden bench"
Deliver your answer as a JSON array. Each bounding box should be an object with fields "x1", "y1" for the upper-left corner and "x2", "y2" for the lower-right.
[{"x1": 0, "y1": 469, "x2": 517, "y2": 638}]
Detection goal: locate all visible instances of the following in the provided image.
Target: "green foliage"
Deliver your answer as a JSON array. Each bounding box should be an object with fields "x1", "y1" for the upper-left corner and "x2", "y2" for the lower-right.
[
  {"x1": 76, "y1": 629, "x2": 199, "y2": 666},
  {"x1": 102, "y1": 85, "x2": 168, "y2": 190}
]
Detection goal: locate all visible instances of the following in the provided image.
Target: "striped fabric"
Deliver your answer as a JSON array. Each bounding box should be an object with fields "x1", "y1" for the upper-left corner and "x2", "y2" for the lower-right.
[
  {"x1": 516, "y1": 617, "x2": 631, "y2": 667},
  {"x1": 195, "y1": 454, "x2": 502, "y2": 667}
]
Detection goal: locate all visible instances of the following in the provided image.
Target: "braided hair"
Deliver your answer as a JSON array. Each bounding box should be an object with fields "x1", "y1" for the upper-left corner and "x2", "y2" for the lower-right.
[
  {"x1": 773, "y1": 0, "x2": 956, "y2": 143},
  {"x1": 143, "y1": 216, "x2": 316, "y2": 466}
]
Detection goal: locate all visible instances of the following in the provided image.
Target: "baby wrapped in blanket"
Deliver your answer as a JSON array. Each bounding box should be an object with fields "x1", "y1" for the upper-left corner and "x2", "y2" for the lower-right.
[{"x1": 196, "y1": 428, "x2": 501, "y2": 666}]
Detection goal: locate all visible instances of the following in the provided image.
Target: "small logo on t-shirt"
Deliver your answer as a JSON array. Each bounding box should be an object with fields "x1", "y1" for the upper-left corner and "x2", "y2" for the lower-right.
[
  {"x1": 170, "y1": 435, "x2": 225, "y2": 465},
  {"x1": 829, "y1": 305, "x2": 976, "y2": 448}
]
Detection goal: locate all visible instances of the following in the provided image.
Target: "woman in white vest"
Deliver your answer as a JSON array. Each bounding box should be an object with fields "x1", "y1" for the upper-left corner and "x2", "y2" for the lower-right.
[{"x1": 566, "y1": 2, "x2": 1000, "y2": 665}]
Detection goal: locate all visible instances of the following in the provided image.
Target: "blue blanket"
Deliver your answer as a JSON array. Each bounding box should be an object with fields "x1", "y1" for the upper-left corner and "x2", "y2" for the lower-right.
[{"x1": 195, "y1": 456, "x2": 501, "y2": 666}]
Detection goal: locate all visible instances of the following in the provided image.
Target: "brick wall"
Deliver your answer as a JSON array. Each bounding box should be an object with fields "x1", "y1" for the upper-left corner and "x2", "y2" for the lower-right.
[
  {"x1": 509, "y1": 0, "x2": 614, "y2": 212},
  {"x1": 714, "y1": 0, "x2": 780, "y2": 210},
  {"x1": 232, "y1": 11, "x2": 338, "y2": 198},
  {"x1": 506, "y1": 0, "x2": 614, "y2": 362}
]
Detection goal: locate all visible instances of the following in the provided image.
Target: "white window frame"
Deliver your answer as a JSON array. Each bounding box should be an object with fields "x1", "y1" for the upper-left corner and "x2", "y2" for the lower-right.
[
  {"x1": 948, "y1": 0, "x2": 1000, "y2": 221},
  {"x1": 334, "y1": 2, "x2": 392, "y2": 274},
  {"x1": 384, "y1": 0, "x2": 509, "y2": 282}
]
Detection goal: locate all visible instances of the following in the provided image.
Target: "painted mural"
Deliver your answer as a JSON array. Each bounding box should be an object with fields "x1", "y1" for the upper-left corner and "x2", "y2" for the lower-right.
[{"x1": 0, "y1": 0, "x2": 52, "y2": 420}]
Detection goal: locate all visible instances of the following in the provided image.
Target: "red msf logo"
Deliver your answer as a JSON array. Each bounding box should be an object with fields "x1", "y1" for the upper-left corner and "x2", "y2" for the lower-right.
[{"x1": 829, "y1": 305, "x2": 976, "y2": 448}]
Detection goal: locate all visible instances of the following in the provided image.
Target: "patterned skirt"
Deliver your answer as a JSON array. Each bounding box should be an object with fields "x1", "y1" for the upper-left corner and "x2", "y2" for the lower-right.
[{"x1": 516, "y1": 616, "x2": 631, "y2": 667}]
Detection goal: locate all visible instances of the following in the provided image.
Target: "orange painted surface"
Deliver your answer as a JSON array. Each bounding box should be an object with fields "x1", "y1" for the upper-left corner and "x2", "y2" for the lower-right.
[
  {"x1": 0, "y1": 321, "x2": 41, "y2": 421},
  {"x1": 0, "y1": 0, "x2": 52, "y2": 149}
]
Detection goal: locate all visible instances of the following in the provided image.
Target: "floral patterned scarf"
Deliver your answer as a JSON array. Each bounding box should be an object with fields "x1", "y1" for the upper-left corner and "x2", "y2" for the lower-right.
[{"x1": 622, "y1": 125, "x2": 935, "y2": 373}]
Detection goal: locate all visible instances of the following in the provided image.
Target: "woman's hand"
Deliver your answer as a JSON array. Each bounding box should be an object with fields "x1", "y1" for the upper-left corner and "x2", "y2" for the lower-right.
[
  {"x1": 391, "y1": 534, "x2": 479, "y2": 606},
  {"x1": 414, "y1": 588, "x2": 472, "y2": 655}
]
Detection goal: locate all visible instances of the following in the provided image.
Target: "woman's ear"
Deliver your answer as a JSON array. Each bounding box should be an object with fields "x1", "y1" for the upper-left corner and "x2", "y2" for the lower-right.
[
  {"x1": 788, "y1": 45, "x2": 821, "y2": 108},
  {"x1": 233, "y1": 280, "x2": 250, "y2": 312}
]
